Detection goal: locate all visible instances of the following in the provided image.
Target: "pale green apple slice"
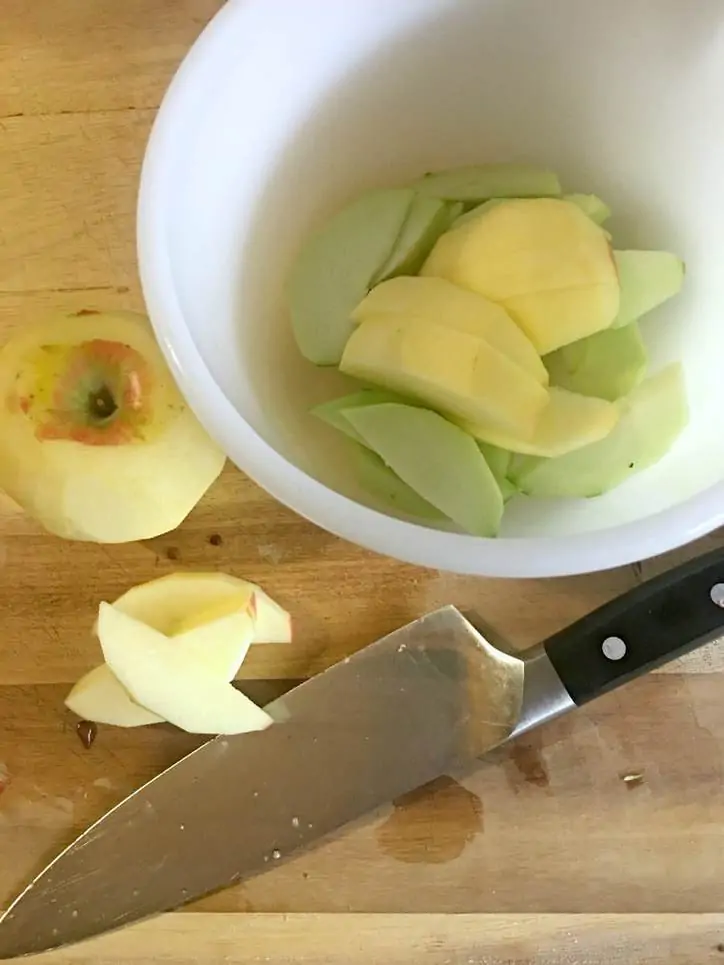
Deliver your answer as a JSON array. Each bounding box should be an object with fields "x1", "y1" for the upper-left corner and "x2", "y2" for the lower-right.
[
  {"x1": 65, "y1": 664, "x2": 162, "y2": 727},
  {"x1": 312, "y1": 389, "x2": 411, "y2": 446},
  {"x1": 288, "y1": 188, "x2": 415, "y2": 364},
  {"x1": 98, "y1": 603, "x2": 273, "y2": 735},
  {"x1": 612, "y1": 251, "x2": 685, "y2": 328},
  {"x1": 352, "y1": 446, "x2": 445, "y2": 520},
  {"x1": 544, "y1": 323, "x2": 647, "y2": 402},
  {"x1": 477, "y1": 443, "x2": 516, "y2": 502},
  {"x1": 563, "y1": 194, "x2": 612, "y2": 225},
  {"x1": 372, "y1": 197, "x2": 455, "y2": 282},
  {"x1": 311, "y1": 391, "x2": 443, "y2": 519},
  {"x1": 411, "y1": 165, "x2": 562, "y2": 202},
  {"x1": 451, "y1": 198, "x2": 503, "y2": 230},
  {"x1": 511, "y1": 364, "x2": 688, "y2": 498},
  {"x1": 343, "y1": 403, "x2": 503, "y2": 537}
]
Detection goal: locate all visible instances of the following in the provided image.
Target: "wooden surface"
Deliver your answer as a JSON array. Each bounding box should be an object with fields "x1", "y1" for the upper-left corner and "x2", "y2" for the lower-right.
[{"x1": 1, "y1": 2, "x2": 724, "y2": 963}]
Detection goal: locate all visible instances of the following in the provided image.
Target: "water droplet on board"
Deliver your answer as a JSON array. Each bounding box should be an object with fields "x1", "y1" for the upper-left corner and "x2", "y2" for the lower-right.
[
  {"x1": 271, "y1": 849, "x2": 281, "y2": 860},
  {"x1": 291, "y1": 817, "x2": 300, "y2": 828}
]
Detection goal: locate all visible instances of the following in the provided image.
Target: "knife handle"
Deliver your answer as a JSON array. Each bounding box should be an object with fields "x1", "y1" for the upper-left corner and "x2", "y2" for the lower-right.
[{"x1": 542, "y1": 547, "x2": 724, "y2": 706}]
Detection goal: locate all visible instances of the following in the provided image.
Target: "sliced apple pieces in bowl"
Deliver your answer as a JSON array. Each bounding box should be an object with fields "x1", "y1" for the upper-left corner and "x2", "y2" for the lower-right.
[
  {"x1": 287, "y1": 164, "x2": 688, "y2": 538},
  {"x1": 65, "y1": 574, "x2": 292, "y2": 735}
]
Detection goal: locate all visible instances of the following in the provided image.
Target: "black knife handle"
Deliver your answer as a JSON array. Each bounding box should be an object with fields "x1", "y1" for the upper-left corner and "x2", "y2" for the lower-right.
[{"x1": 543, "y1": 547, "x2": 724, "y2": 706}]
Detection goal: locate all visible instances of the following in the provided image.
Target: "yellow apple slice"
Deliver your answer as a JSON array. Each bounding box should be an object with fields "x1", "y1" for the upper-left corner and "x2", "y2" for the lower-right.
[
  {"x1": 422, "y1": 198, "x2": 620, "y2": 354},
  {"x1": 174, "y1": 586, "x2": 292, "y2": 644},
  {"x1": 174, "y1": 610, "x2": 256, "y2": 680},
  {"x1": 110, "y1": 572, "x2": 255, "y2": 634},
  {"x1": 65, "y1": 664, "x2": 163, "y2": 727},
  {"x1": 111, "y1": 572, "x2": 291, "y2": 644},
  {"x1": 351, "y1": 277, "x2": 548, "y2": 385},
  {"x1": 340, "y1": 314, "x2": 549, "y2": 438},
  {"x1": 0, "y1": 311, "x2": 225, "y2": 543},
  {"x1": 67, "y1": 605, "x2": 256, "y2": 728},
  {"x1": 98, "y1": 603, "x2": 273, "y2": 735},
  {"x1": 511, "y1": 365, "x2": 688, "y2": 497},
  {"x1": 247, "y1": 586, "x2": 292, "y2": 644},
  {"x1": 460, "y1": 387, "x2": 619, "y2": 457}
]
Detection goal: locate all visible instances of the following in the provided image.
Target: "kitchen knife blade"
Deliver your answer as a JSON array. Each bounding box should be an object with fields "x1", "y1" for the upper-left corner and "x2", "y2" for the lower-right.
[{"x1": 2, "y1": 546, "x2": 724, "y2": 958}]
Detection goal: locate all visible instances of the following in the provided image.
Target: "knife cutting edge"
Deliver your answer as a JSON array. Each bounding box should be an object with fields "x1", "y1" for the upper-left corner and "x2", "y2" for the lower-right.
[{"x1": 2, "y1": 546, "x2": 724, "y2": 958}]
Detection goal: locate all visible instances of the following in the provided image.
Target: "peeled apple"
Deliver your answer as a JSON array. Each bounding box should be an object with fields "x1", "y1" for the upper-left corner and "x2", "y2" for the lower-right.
[{"x1": 0, "y1": 311, "x2": 225, "y2": 543}]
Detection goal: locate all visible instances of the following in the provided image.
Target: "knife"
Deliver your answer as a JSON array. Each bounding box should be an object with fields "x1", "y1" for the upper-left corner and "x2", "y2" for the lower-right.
[{"x1": 2, "y1": 547, "x2": 724, "y2": 959}]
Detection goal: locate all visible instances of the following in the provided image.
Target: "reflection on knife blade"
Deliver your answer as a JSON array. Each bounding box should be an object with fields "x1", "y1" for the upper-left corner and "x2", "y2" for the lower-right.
[{"x1": 0, "y1": 607, "x2": 524, "y2": 959}]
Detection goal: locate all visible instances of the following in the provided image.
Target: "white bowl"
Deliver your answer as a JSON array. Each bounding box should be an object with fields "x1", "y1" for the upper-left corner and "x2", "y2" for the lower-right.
[{"x1": 138, "y1": 0, "x2": 724, "y2": 578}]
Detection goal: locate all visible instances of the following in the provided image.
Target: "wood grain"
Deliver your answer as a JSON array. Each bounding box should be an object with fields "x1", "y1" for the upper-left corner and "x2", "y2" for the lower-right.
[
  {"x1": 3, "y1": 675, "x2": 724, "y2": 919},
  {"x1": 19, "y1": 913, "x2": 724, "y2": 964},
  {"x1": 0, "y1": 1, "x2": 224, "y2": 116},
  {"x1": 1, "y1": 2, "x2": 724, "y2": 963}
]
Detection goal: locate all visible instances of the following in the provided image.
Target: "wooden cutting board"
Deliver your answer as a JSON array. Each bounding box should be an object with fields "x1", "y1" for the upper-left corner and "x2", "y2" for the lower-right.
[{"x1": 1, "y1": 3, "x2": 724, "y2": 962}]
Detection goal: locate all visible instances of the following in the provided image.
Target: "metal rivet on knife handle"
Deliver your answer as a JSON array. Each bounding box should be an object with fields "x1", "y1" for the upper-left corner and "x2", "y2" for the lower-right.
[{"x1": 601, "y1": 636, "x2": 627, "y2": 661}]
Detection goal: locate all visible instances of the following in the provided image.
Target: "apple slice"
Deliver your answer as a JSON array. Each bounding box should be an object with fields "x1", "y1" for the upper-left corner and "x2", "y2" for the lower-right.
[
  {"x1": 422, "y1": 198, "x2": 621, "y2": 354},
  {"x1": 563, "y1": 194, "x2": 612, "y2": 225},
  {"x1": 65, "y1": 664, "x2": 162, "y2": 727},
  {"x1": 410, "y1": 165, "x2": 562, "y2": 202},
  {"x1": 352, "y1": 446, "x2": 445, "y2": 520},
  {"x1": 351, "y1": 277, "x2": 547, "y2": 385},
  {"x1": 342, "y1": 403, "x2": 504, "y2": 537},
  {"x1": 461, "y1": 387, "x2": 619, "y2": 458},
  {"x1": 312, "y1": 392, "x2": 444, "y2": 519},
  {"x1": 67, "y1": 602, "x2": 257, "y2": 728},
  {"x1": 544, "y1": 323, "x2": 647, "y2": 402},
  {"x1": 250, "y1": 585, "x2": 293, "y2": 644},
  {"x1": 111, "y1": 572, "x2": 255, "y2": 635},
  {"x1": 452, "y1": 194, "x2": 611, "y2": 232},
  {"x1": 312, "y1": 389, "x2": 410, "y2": 447},
  {"x1": 176, "y1": 585, "x2": 292, "y2": 646},
  {"x1": 288, "y1": 188, "x2": 415, "y2": 365},
  {"x1": 111, "y1": 572, "x2": 291, "y2": 645},
  {"x1": 612, "y1": 251, "x2": 685, "y2": 328},
  {"x1": 340, "y1": 314, "x2": 549, "y2": 438},
  {"x1": 372, "y1": 197, "x2": 455, "y2": 282},
  {"x1": 98, "y1": 603, "x2": 273, "y2": 735},
  {"x1": 0, "y1": 311, "x2": 226, "y2": 543},
  {"x1": 511, "y1": 365, "x2": 688, "y2": 497},
  {"x1": 174, "y1": 610, "x2": 255, "y2": 680},
  {"x1": 477, "y1": 443, "x2": 516, "y2": 502},
  {"x1": 450, "y1": 199, "x2": 503, "y2": 230}
]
